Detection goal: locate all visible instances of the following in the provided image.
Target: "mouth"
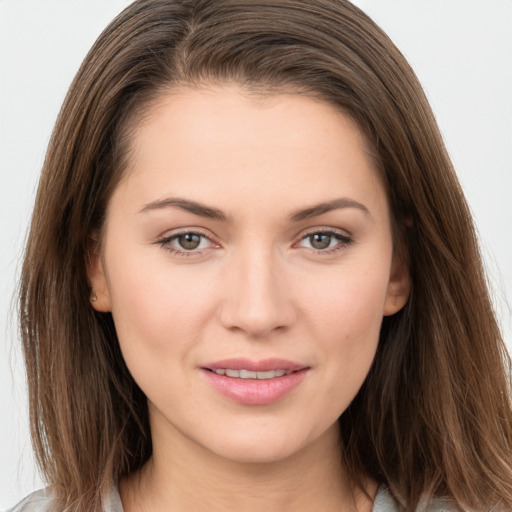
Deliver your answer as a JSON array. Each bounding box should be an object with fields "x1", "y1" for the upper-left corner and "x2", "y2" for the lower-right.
[
  {"x1": 201, "y1": 358, "x2": 309, "y2": 405},
  {"x1": 207, "y1": 368, "x2": 294, "y2": 379}
]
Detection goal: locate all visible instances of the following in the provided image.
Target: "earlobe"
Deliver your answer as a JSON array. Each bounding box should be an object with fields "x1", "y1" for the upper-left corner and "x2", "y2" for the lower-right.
[
  {"x1": 87, "y1": 239, "x2": 112, "y2": 313},
  {"x1": 383, "y1": 251, "x2": 411, "y2": 316}
]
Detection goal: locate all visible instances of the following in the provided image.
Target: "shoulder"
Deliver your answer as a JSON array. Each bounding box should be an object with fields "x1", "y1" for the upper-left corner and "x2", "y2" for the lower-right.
[
  {"x1": 373, "y1": 486, "x2": 402, "y2": 512},
  {"x1": 423, "y1": 500, "x2": 459, "y2": 512},
  {"x1": 4, "y1": 489, "x2": 54, "y2": 512},
  {"x1": 4, "y1": 485, "x2": 123, "y2": 512},
  {"x1": 373, "y1": 486, "x2": 458, "y2": 512}
]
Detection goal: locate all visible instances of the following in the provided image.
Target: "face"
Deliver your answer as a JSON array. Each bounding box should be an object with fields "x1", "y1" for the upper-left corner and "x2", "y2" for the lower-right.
[{"x1": 89, "y1": 85, "x2": 409, "y2": 465}]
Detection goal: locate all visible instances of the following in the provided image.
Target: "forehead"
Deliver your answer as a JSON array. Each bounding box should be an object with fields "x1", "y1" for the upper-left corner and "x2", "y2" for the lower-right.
[
  {"x1": 129, "y1": 84, "x2": 370, "y2": 151},
  {"x1": 111, "y1": 84, "x2": 387, "y2": 219}
]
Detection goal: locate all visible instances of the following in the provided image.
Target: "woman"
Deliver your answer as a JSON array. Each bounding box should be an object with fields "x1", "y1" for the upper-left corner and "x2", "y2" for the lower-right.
[{"x1": 10, "y1": 0, "x2": 512, "y2": 510}]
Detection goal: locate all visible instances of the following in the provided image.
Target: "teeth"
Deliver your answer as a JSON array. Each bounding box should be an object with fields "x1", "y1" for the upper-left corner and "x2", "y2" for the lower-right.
[
  {"x1": 239, "y1": 369, "x2": 257, "y2": 379},
  {"x1": 261, "y1": 370, "x2": 286, "y2": 378},
  {"x1": 213, "y1": 369, "x2": 289, "y2": 379}
]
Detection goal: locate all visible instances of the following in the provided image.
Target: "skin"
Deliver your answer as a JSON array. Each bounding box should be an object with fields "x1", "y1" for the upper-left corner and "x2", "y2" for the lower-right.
[{"x1": 89, "y1": 84, "x2": 410, "y2": 512}]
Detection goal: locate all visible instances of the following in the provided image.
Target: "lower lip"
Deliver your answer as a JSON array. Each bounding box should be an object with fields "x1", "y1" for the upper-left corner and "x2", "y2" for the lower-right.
[{"x1": 202, "y1": 369, "x2": 308, "y2": 405}]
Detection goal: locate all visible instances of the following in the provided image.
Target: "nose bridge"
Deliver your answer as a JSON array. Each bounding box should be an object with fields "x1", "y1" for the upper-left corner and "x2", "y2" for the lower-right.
[{"x1": 219, "y1": 240, "x2": 295, "y2": 337}]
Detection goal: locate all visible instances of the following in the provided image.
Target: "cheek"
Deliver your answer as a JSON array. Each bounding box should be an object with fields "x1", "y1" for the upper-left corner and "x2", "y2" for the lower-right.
[
  {"x1": 302, "y1": 264, "x2": 390, "y2": 340},
  {"x1": 298, "y1": 263, "x2": 390, "y2": 397},
  {"x1": 104, "y1": 245, "x2": 218, "y2": 365}
]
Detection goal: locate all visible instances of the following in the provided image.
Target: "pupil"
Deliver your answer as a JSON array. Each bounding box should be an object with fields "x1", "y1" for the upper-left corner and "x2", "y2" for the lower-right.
[
  {"x1": 179, "y1": 233, "x2": 201, "y2": 250},
  {"x1": 310, "y1": 233, "x2": 331, "y2": 250}
]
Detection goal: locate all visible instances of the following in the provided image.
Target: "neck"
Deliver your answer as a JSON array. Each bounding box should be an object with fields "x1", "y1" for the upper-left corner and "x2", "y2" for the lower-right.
[{"x1": 120, "y1": 420, "x2": 376, "y2": 512}]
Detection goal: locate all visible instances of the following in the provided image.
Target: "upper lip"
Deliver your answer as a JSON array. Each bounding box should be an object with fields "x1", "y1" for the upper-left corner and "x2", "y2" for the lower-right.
[{"x1": 203, "y1": 358, "x2": 308, "y2": 372}]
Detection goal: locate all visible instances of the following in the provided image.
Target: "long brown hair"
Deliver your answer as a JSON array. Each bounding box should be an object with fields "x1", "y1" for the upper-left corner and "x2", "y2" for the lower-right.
[{"x1": 19, "y1": 1, "x2": 512, "y2": 510}]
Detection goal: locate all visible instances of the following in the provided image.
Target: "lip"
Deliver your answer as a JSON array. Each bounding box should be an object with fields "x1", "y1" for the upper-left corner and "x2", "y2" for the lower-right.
[
  {"x1": 204, "y1": 358, "x2": 306, "y2": 372},
  {"x1": 201, "y1": 358, "x2": 309, "y2": 406}
]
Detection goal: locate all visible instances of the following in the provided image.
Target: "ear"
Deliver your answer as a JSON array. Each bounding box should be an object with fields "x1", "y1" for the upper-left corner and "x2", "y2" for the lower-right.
[
  {"x1": 383, "y1": 249, "x2": 410, "y2": 316},
  {"x1": 87, "y1": 237, "x2": 112, "y2": 312}
]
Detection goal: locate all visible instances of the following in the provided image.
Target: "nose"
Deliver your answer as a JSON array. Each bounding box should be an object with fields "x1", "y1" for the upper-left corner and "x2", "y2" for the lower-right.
[{"x1": 218, "y1": 246, "x2": 296, "y2": 338}]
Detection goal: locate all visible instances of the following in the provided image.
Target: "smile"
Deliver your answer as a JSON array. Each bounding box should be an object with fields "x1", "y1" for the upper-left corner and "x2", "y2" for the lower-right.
[
  {"x1": 202, "y1": 359, "x2": 309, "y2": 405},
  {"x1": 210, "y1": 369, "x2": 291, "y2": 379}
]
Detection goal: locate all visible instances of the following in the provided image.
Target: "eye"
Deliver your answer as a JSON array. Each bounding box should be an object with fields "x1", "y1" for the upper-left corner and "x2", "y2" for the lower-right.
[
  {"x1": 297, "y1": 230, "x2": 352, "y2": 253},
  {"x1": 157, "y1": 230, "x2": 217, "y2": 255},
  {"x1": 307, "y1": 233, "x2": 334, "y2": 250},
  {"x1": 176, "y1": 233, "x2": 203, "y2": 250}
]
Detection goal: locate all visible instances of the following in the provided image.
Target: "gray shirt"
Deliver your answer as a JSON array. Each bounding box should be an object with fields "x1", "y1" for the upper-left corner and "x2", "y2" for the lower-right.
[{"x1": 5, "y1": 485, "x2": 456, "y2": 512}]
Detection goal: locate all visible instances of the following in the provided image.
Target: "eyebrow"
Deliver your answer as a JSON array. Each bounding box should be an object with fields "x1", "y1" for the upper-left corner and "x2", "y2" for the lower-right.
[
  {"x1": 139, "y1": 196, "x2": 370, "y2": 222},
  {"x1": 139, "y1": 197, "x2": 228, "y2": 221},
  {"x1": 289, "y1": 198, "x2": 370, "y2": 222}
]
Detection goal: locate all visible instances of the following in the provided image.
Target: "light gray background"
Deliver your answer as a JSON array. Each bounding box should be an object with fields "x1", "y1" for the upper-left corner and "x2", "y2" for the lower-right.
[{"x1": 1, "y1": 0, "x2": 511, "y2": 508}]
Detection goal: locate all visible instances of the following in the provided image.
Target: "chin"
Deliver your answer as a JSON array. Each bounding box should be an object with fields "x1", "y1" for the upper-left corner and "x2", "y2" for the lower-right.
[
  {"x1": 212, "y1": 440, "x2": 305, "y2": 465},
  {"x1": 201, "y1": 422, "x2": 335, "y2": 466}
]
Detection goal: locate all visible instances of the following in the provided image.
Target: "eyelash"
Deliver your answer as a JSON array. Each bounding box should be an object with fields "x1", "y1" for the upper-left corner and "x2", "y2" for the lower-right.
[
  {"x1": 296, "y1": 229, "x2": 353, "y2": 255},
  {"x1": 155, "y1": 228, "x2": 353, "y2": 257},
  {"x1": 156, "y1": 230, "x2": 217, "y2": 256}
]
